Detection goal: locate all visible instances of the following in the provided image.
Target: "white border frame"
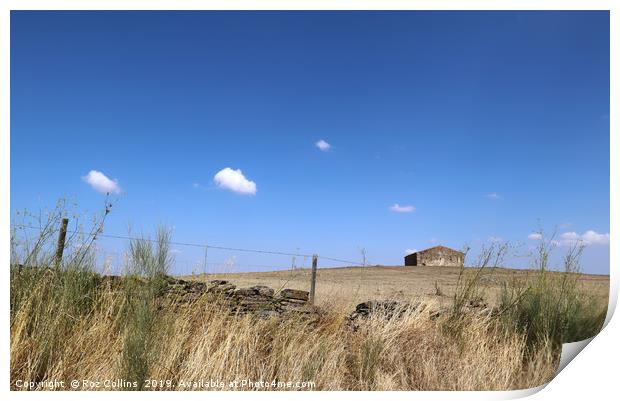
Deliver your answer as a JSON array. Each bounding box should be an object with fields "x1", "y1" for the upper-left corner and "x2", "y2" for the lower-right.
[{"x1": 1, "y1": 2, "x2": 616, "y2": 400}]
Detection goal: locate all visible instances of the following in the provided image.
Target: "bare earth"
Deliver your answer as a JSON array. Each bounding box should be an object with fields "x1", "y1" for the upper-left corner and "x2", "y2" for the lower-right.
[{"x1": 183, "y1": 265, "x2": 610, "y2": 311}]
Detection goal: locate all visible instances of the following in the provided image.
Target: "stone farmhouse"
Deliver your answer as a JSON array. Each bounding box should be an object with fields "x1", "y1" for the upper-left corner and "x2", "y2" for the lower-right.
[{"x1": 404, "y1": 246, "x2": 464, "y2": 267}]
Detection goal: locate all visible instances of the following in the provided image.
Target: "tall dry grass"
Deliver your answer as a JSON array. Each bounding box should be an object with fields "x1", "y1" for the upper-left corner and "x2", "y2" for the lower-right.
[
  {"x1": 9, "y1": 208, "x2": 606, "y2": 391},
  {"x1": 10, "y1": 280, "x2": 556, "y2": 391}
]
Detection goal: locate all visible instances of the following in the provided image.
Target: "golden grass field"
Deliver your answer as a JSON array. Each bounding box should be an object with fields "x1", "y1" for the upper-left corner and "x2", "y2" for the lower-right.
[
  {"x1": 11, "y1": 262, "x2": 610, "y2": 391},
  {"x1": 11, "y1": 216, "x2": 610, "y2": 392},
  {"x1": 187, "y1": 265, "x2": 610, "y2": 311}
]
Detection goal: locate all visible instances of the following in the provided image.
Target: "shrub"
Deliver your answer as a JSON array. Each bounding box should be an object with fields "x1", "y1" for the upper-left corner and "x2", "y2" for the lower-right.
[
  {"x1": 120, "y1": 227, "x2": 173, "y2": 389},
  {"x1": 498, "y1": 234, "x2": 607, "y2": 354}
]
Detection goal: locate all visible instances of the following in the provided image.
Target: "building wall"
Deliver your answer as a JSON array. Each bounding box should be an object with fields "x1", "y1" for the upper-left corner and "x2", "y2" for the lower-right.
[
  {"x1": 404, "y1": 253, "x2": 417, "y2": 266},
  {"x1": 418, "y1": 251, "x2": 463, "y2": 267},
  {"x1": 405, "y1": 248, "x2": 464, "y2": 267}
]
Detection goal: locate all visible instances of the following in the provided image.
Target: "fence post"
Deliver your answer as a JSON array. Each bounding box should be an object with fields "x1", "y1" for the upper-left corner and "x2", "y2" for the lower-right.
[
  {"x1": 309, "y1": 254, "x2": 318, "y2": 305},
  {"x1": 54, "y1": 218, "x2": 69, "y2": 268},
  {"x1": 203, "y1": 243, "x2": 208, "y2": 278}
]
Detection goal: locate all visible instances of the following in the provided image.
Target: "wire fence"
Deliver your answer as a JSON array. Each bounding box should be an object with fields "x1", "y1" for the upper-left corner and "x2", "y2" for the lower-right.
[{"x1": 10, "y1": 223, "x2": 365, "y2": 277}]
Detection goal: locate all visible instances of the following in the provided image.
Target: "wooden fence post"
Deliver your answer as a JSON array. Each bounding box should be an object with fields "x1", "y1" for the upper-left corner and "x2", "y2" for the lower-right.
[
  {"x1": 54, "y1": 218, "x2": 69, "y2": 268},
  {"x1": 309, "y1": 254, "x2": 318, "y2": 305}
]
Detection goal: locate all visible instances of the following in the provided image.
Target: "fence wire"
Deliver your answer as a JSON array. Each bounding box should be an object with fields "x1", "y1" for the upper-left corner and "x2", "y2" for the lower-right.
[{"x1": 10, "y1": 223, "x2": 364, "y2": 276}]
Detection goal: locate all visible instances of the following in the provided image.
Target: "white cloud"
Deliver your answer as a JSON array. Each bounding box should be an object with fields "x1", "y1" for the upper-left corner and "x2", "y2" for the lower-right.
[
  {"x1": 405, "y1": 248, "x2": 418, "y2": 255},
  {"x1": 315, "y1": 139, "x2": 331, "y2": 151},
  {"x1": 581, "y1": 230, "x2": 610, "y2": 245},
  {"x1": 489, "y1": 236, "x2": 503, "y2": 242},
  {"x1": 213, "y1": 167, "x2": 257, "y2": 195},
  {"x1": 487, "y1": 192, "x2": 501, "y2": 200},
  {"x1": 560, "y1": 230, "x2": 609, "y2": 246},
  {"x1": 527, "y1": 230, "x2": 609, "y2": 246},
  {"x1": 82, "y1": 170, "x2": 121, "y2": 194},
  {"x1": 389, "y1": 203, "x2": 415, "y2": 213},
  {"x1": 560, "y1": 232, "x2": 580, "y2": 242}
]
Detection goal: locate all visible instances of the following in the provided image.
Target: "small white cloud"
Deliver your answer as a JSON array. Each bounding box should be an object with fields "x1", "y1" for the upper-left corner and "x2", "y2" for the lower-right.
[
  {"x1": 213, "y1": 167, "x2": 257, "y2": 195},
  {"x1": 82, "y1": 170, "x2": 121, "y2": 194},
  {"x1": 405, "y1": 248, "x2": 418, "y2": 255},
  {"x1": 389, "y1": 203, "x2": 415, "y2": 213},
  {"x1": 315, "y1": 139, "x2": 331, "y2": 151},
  {"x1": 581, "y1": 230, "x2": 610, "y2": 245},
  {"x1": 560, "y1": 230, "x2": 609, "y2": 246},
  {"x1": 528, "y1": 233, "x2": 543, "y2": 241},
  {"x1": 489, "y1": 236, "x2": 503, "y2": 242},
  {"x1": 560, "y1": 232, "x2": 580, "y2": 242},
  {"x1": 487, "y1": 192, "x2": 501, "y2": 200}
]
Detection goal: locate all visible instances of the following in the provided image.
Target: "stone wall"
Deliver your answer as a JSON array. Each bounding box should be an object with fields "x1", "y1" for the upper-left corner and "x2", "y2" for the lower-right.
[{"x1": 162, "y1": 277, "x2": 318, "y2": 318}]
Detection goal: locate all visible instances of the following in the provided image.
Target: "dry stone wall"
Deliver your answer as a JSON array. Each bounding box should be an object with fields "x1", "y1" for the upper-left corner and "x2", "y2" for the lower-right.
[{"x1": 162, "y1": 276, "x2": 318, "y2": 318}]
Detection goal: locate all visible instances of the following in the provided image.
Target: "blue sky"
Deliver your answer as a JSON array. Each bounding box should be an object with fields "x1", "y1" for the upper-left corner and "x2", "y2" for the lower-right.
[{"x1": 10, "y1": 11, "x2": 610, "y2": 274}]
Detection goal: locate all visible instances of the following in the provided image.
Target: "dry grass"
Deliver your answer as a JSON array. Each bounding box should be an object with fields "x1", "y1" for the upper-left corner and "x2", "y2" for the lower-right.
[
  {"x1": 10, "y1": 277, "x2": 562, "y2": 391},
  {"x1": 192, "y1": 265, "x2": 609, "y2": 311},
  {"x1": 11, "y1": 263, "x2": 607, "y2": 391},
  {"x1": 10, "y1": 212, "x2": 608, "y2": 391}
]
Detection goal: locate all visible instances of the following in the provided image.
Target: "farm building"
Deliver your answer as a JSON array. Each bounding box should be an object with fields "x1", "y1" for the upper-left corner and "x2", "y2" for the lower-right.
[{"x1": 404, "y1": 246, "x2": 464, "y2": 267}]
